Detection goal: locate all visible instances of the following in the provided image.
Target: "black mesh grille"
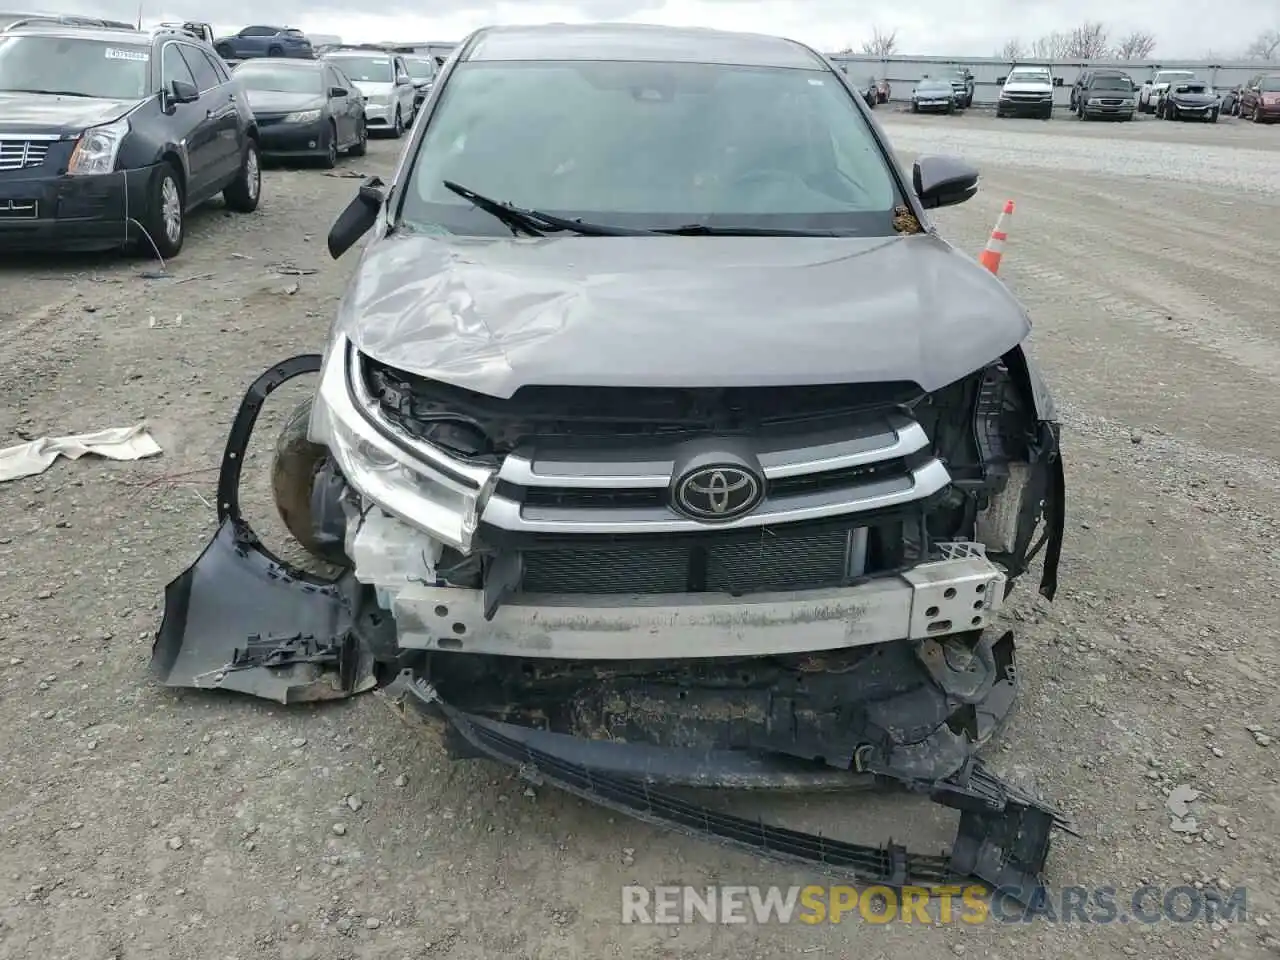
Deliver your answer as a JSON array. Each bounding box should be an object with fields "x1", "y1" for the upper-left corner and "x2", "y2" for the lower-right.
[{"x1": 518, "y1": 528, "x2": 852, "y2": 595}]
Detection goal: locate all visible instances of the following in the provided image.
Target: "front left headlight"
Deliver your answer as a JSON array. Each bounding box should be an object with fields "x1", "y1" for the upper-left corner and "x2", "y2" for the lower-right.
[
  {"x1": 284, "y1": 109, "x2": 321, "y2": 124},
  {"x1": 309, "y1": 337, "x2": 496, "y2": 553},
  {"x1": 68, "y1": 118, "x2": 128, "y2": 176}
]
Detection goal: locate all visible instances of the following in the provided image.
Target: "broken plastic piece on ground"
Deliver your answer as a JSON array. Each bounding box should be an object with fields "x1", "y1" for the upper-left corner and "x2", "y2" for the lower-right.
[
  {"x1": 380, "y1": 668, "x2": 1076, "y2": 906},
  {"x1": 0, "y1": 423, "x2": 161, "y2": 483},
  {"x1": 151, "y1": 354, "x2": 375, "y2": 704}
]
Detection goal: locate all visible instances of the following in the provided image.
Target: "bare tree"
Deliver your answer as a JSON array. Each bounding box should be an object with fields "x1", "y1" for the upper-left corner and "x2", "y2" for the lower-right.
[
  {"x1": 998, "y1": 38, "x2": 1026, "y2": 60},
  {"x1": 1066, "y1": 21, "x2": 1110, "y2": 58},
  {"x1": 1030, "y1": 31, "x2": 1072, "y2": 59},
  {"x1": 1244, "y1": 28, "x2": 1280, "y2": 60},
  {"x1": 860, "y1": 27, "x2": 898, "y2": 57},
  {"x1": 1112, "y1": 31, "x2": 1156, "y2": 60}
]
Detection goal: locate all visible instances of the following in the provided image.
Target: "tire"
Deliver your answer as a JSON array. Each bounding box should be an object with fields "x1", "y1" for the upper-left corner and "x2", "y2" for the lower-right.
[
  {"x1": 348, "y1": 117, "x2": 368, "y2": 156},
  {"x1": 911, "y1": 102, "x2": 919, "y2": 113},
  {"x1": 223, "y1": 139, "x2": 261, "y2": 213},
  {"x1": 271, "y1": 398, "x2": 348, "y2": 567},
  {"x1": 267, "y1": 45, "x2": 282, "y2": 56},
  {"x1": 320, "y1": 122, "x2": 338, "y2": 169},
  {"x1": 390, "y1": 107, "x2": 404, "y2": 138},
  {"x1": 1042, "y1": 106, "x2": 1052, "y2": 120},
  {"x1": 1252, "y1": 103, "x2": 1263, "y2": 123},
  {"x1": 1209, "y1": 110, "x2": 1219, "y2": 123},
  {"x1": 140, "y1": 162, "x2": 184, "y2": 259}
]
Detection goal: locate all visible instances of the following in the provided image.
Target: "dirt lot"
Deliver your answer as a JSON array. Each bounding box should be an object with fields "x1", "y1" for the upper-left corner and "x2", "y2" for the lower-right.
[{"x1": 1, "y1": 111, "x2": 1278, "y2": 960}]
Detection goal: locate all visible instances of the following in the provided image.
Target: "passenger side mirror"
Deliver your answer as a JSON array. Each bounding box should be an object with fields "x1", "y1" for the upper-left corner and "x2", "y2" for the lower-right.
[
  {"x1": 328, "y1": 177, "x2": 386, "y2": 259},
  {"x1": 330, "y1": 86, "x2": 348, "y2": 97},
  {"x1": 396, "y1": 73, "x2": 410, "y2": 85},
  {"x1": 168, "y1": 79, "x2": 199, "y2": 104},
  {"x1": 913, "y1": 155, "x2": 979, "y2": 210}
]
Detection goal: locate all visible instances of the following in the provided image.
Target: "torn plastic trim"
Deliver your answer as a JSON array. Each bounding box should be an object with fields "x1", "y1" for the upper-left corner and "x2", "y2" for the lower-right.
[
  {"x1": 151, "y1": 355, "x2": 377, "y2": 704},
  {"x1": 382, "y1": 669, "x2": 1077, "y2": 906}
]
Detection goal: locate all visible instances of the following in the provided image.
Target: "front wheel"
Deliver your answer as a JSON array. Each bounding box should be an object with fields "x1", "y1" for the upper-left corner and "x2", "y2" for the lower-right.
[
  {"x1": 348, "y1": 117, "x2": 368, "y2": 156},
  {"x1": 320, "y1": 122, "x2": 338, "y2": 169},
  {"x1": 271, "y1": 398, "x2": 349, "y2": 568},
  {"x1": 223, "y1": 139, "x2": 261, "y2": 213},
  {"x1": 390, "y1": 107, "x2": 404, "y2": 138},
  {"x1": 141, "y1": 162, "x2": 184, "y2": 259}
]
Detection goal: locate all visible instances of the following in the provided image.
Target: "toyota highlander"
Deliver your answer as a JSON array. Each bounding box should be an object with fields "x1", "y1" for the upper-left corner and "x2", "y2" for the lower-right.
[{"x1": 154, "y1": 23, "x2": 1074, "y2": 898}]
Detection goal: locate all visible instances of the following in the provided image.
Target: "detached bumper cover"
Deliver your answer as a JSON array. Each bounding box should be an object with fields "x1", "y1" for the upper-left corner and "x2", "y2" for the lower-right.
[{"x1": 152, "y1": 356, "x2": 1077, "y2": 903}]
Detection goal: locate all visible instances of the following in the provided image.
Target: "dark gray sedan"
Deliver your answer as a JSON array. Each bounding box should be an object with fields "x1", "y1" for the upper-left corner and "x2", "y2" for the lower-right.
[
  {"x1": 911, "y1": 78, "x2": 957, "y2": 113},
  {"x1": 233, "y1": 58, "x2": 369, "y2": 166}
]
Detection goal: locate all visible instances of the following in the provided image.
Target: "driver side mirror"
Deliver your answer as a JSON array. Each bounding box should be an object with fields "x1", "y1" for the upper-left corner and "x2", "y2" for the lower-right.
[
  {"x1": 396, "y1": 73, "x2": 410, "y2": 85},
  {"x1": 329, "y1": 86, "x2": 348, "y2": 97},
  {"x1": 168, "y1": 79, "x2": 199, "y2": 105},
  {"x1": 328, "y1": 177, "x2": 386, "y2": 259},
  {"x1": 913, "y1": 155, "x2": 979, "y2": 210}
]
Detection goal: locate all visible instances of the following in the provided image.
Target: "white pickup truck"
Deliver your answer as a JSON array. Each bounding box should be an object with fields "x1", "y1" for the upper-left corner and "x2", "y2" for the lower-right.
[{"x1": 1138, "y1": 69, "x2": 1196, "y2": 114}]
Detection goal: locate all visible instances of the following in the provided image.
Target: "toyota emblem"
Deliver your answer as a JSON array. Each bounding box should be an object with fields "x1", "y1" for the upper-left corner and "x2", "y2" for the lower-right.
[{"x1": 673, "y1": 464, "x2": 764, "y2": 521}]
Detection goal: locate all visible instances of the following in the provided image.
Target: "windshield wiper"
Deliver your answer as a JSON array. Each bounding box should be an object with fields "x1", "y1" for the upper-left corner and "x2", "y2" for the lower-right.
[
  {"x1": 441, "y1": 180, "x2": 658, "y2": 237},
  {"x1": 5, "y1": 88, "x2": 94, "y2": 97},
  {"x1": 652, "y1": 224, "x2": 843, "y2": 237}
]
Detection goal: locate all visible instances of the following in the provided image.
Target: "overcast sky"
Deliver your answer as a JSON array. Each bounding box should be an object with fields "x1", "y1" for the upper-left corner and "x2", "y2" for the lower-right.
[{"x1": 33, "y1": 0, "x2": 1280, "y2": 59}]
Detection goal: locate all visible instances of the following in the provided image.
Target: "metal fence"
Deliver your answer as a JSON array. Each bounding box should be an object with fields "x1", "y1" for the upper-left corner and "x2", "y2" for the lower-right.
[{"x1": 829, "y1": 53, "x2": 1270, "y2": 105}]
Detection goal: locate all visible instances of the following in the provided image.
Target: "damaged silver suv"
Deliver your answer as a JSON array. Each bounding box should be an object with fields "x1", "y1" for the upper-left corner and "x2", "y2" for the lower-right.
[{"x1": 155, "y1": 23, "x2": 1072, "y2": 898}]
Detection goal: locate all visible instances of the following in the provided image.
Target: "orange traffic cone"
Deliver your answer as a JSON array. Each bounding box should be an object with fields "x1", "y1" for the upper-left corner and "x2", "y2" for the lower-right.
[{"x1": 978, "y1": 200, "x2": 1015, "y2": 275}]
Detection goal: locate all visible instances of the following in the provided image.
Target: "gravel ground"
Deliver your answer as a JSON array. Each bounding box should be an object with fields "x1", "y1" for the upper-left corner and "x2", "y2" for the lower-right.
[{"x1": 1, "y1": 112, "x2": 1278, "y2": 960}]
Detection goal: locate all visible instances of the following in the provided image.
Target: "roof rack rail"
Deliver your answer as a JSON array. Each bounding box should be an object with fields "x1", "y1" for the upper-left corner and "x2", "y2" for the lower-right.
[{"x1": 4, "y1": 14, "x2": 138, "y2": 30}]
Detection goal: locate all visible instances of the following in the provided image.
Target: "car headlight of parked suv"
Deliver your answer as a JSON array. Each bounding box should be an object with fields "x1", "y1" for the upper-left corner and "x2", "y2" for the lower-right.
[
  {"x1": 67, "y1": 118, "x2": 128, "y2": 176},
  {"x1": 284, "y1": 109, "x2": 321, "y2": 124}
]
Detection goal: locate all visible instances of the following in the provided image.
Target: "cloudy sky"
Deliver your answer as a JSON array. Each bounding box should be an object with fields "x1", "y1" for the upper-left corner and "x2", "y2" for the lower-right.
[{"x1": 33, "y1": 0, "x2": 1280, "y2": 59}]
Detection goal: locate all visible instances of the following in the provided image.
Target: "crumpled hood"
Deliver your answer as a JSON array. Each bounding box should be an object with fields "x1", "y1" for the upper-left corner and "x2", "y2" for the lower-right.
[
  {"x1": 0, "y1": 92, "x2": 139, "y2": 135},
  {"x1": 1169, "y1": 91, "x2": 1217, "y2": 104},
  {"x1": 339, "y1": 232, "x2": 1032, "y2": 399}
]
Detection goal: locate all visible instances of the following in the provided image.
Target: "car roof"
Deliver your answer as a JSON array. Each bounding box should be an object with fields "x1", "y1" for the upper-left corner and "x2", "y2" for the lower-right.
[
  {"x1": 238, "y1": 56, "x2": 321, "y2": 67},
  {"x1": 462, "y1": 23, "x2": 824, "y2": 69},
  {"x1": 2, "y1": 23, "x2": 149, "y2": 43}
]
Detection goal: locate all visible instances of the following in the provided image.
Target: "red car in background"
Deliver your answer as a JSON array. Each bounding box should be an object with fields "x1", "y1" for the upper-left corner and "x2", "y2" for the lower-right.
[{"x1": 1238, "y1": 73, "x2": 1280, "y2": 123}]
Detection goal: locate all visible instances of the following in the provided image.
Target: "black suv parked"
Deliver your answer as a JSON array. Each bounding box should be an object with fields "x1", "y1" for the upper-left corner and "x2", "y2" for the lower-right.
[
  {"x1": 1069, "y1": 69, "x2": 1133, "y2": 111},
  {"x1": 0, "y1": 22, "x2": 262, "y2": 257}
]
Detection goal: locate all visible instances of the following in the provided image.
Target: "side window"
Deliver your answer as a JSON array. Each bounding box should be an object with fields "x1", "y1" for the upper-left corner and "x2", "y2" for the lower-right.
[
  {"x1": 178, "y1": 44, "x2": 220, "y2": 92},
  {"x1": 241, "y1": 26, "x2": 270, "y2": 37},
  {"x1": 162, "y1": 43, "x2": 197, "y2": 89},
  {"x1": 334, "y1": 67, "x2": 355, "y2": 91},
  {"x1": 205, "y1": 50, "x2": 230, "y2": 83}
]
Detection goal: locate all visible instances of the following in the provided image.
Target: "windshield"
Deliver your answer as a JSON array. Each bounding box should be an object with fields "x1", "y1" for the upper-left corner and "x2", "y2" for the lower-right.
[
  {"x1": 917, "y1": 81, "x2": 949, "y2": 91},
  {"x1": 1009, "y1": 69, "x2": 1050, "y2": 82},
  {"x1": 1090, "y1": 76, "x2": 1132, "y2": 91},
  {"x1": 1174, "y1": 83, "x2": 1208, "y2": 94},
  {"x1": 404, "y1": 58, "x2": 434, "y2": 80},
  {"x1": 325, "y1": 55, "x2": 392, "y2": 82},
  {"x1": 1156, "y1": 72, "x2": 1193, "y2": 83},
  {"x1": 234, "y1": 62, "x2": 320, "y2": 93},
  {"x1": 1261, "y1": 77, "x2": 1280, "y2": 92},
  {"x1": 401, "y1": 59, "x2": 900, "y2": 237},
  {"x1": 0, "y1": 34, "x2": 150, "y2": 99}
]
